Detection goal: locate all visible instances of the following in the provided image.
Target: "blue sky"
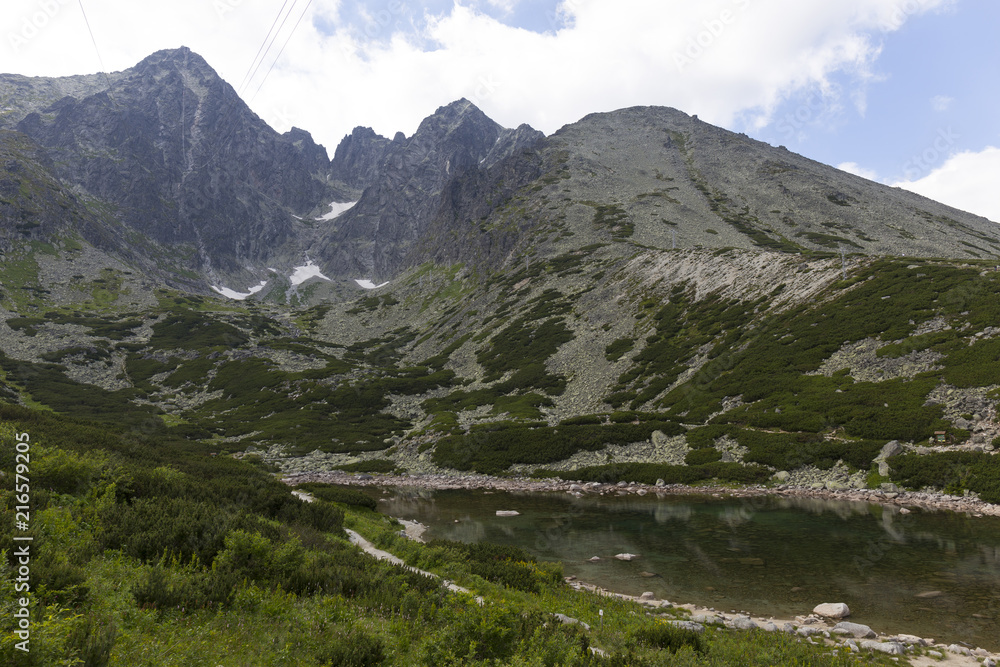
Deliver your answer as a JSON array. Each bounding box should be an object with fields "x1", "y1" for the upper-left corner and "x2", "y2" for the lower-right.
[{"x1": 3, "y1": 0, "x2": 998, "y2": 220}]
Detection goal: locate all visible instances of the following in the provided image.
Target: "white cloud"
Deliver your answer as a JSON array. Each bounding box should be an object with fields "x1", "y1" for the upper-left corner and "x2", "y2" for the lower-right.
[
  {"x1": 931, "y1": 94, "x2": 954, "y2": 112},
  {"x1": 837, "y1": 161, "x2": 880, "y2": 181},
  {"x1": 893, "y1": 146, "x2": 1000, "y2": 223},
  {"x1": 0, "y1": 0, "x2": 956, "y2": 153}
]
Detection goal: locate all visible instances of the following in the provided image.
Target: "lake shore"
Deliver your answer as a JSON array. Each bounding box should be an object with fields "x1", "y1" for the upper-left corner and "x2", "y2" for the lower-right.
[
  {"x1": 284, "y1": 470, "x2": 1000, "y2": 663},
  {"x1": 281, "y1": 469, "x2": 1000, "y2": 517}
]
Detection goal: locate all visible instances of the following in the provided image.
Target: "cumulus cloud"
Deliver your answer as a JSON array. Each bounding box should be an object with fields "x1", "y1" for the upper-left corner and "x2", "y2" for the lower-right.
[
  {"x1": 930, "y1": 94, "x2": 954, "y2": 112},
  {"x1": 837, "y1": 161, "x2": 880, "y2": 181},
  {"x1": 0, "y1": 0, "x2": 955, "y2": 152},
  {"x1": 893, "y1": 147, "x2": 1000, "y2": 223}
]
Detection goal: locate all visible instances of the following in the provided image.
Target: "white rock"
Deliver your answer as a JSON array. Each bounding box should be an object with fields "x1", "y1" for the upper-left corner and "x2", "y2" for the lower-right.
[
  {"x1": 812, "y1": 602, "x2": 851, "y2": 619},
  {"x1": 894, "y1": 634, "x2": 927, "y2": 646},
  {"x1": 588, "y1": 556, "x2": 601, "y2": 562},
  {"x1": 668, "y1": 620, "x2": 705, "y2": 633},
  {"x1": 639, "y1": 591, "x2": 656, "y2": 601},
  {"x1": 495, "y1": 510, "x2": 520, "y2": 517},
  {"x1": 692, "y1": 614, "x2": 722, "y2": 626},
  {"x1": 552, "y1": 613, "x2": 590, "y2": 631},
  {"x1": 947, "y1": 644, "x2": 973, "y2": 656},
  {"x1": 860, "y1": 640, "x2": 905, "y2": 655},
  {"x1": 832, "y1": 621, "x2": 876, "y2": 639},
  {"x1": 731, "y1": 615, "x2": 758, "y2": 631},
  {"x1": 614, "y1": 553, "x2": 639, "y2": 561}
]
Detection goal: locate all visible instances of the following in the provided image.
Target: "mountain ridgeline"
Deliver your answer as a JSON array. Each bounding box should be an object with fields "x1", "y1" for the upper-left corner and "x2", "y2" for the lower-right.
[{"x1": 2, "y1": 47, "x2": 1000, "y2": 502}]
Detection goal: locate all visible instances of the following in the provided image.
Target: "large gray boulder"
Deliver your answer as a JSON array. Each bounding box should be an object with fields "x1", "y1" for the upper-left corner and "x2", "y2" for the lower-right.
[
  {"x1": 812, "y1": 602, "x2": 850, "y2": 619},
  {"x1": 860, "y1": 640, "x2": 905, "y2": 655},
  {"x1": 832, "y1": 622, "x2": 876, "y2": 639}
]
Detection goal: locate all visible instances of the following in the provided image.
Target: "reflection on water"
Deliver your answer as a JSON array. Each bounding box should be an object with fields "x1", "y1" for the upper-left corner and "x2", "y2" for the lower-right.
[{"x1": 374, "y1": 488, "x2": 1000, "y2": 650}]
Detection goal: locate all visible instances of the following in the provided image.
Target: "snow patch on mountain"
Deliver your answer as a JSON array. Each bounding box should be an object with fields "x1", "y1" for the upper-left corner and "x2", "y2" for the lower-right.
[
  {"x1": 290, "y1": 261, "x2": 331, "y2": 285},
  {"x1": 320, "y1": 201, "x2": 357, "y2": 221},
  {"x1": 212, "y1": 281, "x2": 268, "y2": 300}
]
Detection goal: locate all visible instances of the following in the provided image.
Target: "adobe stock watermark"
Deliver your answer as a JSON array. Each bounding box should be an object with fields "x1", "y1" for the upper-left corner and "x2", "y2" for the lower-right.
[
  {"x1": 899, "y1": 127, "x2": 959, "y2": 181},
  {"x1": 214, "y1": 0, "x2": 244, "y2": 20},
  {"x1": 468, "y1": 74, "x2": 502, "y2": 109},
  {"x1": 7, "y1": 0, "x2": 73, "y2": 54},
  {"x1": 11, "y1": 430, "x2": 33, "y2": 653},
  {"x1": 674, "y1": 0, "x2": 752, "y2": 73}
]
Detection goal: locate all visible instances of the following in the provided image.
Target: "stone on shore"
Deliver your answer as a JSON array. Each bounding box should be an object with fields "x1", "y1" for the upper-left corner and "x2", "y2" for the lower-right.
[
  {"x1": 860, "y1": 640, "x2": 905, "y2": 655},
  {"x1": 730, "y1": 615, "x2": 758, "y2": 631},
  {"x1": 812, "y1": 602, "x2": 850, "y2": 619},
  {"x1": 892, "y1": 634, "x2": 927, "y2": 646},
  {"x1": 639, "y1": 592, "x2": 656, "y2": 601},
  {"x1": 832, "y1": 622, "x2": 876, "y2": 638},
  {"x1": 691, "y1": 614, "x2": 722, "y2": 626}
]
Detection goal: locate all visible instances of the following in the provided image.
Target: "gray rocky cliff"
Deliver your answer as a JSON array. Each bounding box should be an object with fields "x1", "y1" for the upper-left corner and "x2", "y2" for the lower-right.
[
  {"x1": 8, "y1": 47, "x2": 337, "y2": 278},
  {"x1": 313, "y1": 99, "x2": 511, "y2": 279}
]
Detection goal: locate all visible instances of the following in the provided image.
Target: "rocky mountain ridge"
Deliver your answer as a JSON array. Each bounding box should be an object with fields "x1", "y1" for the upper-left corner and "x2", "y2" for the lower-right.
[
  {"x1": 4, "y1": 47, "x2": 999, "y2": 299},
  {"x1": 2, "y1": 48, "x2": 1000, "y2": 504}
]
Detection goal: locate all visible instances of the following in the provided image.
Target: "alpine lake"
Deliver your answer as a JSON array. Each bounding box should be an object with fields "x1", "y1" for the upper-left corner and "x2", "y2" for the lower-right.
[{"x1": 371, "y1": 487, "x2": 1000, "y2": 651}]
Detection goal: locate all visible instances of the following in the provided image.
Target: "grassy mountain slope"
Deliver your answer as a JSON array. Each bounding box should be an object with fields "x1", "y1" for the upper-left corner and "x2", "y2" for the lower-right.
[
  {"x1": 2, "y1": 231, "x2": 999, "y2": 501},
  {"x1": 0, "y1": 408, "x2": 910, "y2": 666}
]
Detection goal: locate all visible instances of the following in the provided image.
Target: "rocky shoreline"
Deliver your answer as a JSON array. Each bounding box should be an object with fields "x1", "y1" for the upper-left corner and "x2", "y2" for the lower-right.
[
  {"x1": 565, "y1": 580, "x2": 998, "y2": 666},
  {"x1": 281, "y1": 469, "x2": 1000, "y2": 517},
  {"x1": 284, "y1": 471, "x2": 1000, "y2": 664}
]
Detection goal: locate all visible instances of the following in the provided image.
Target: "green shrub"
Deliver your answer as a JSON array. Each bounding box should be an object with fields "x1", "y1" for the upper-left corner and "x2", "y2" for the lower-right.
[
  {"x1": 295, "y1": 483, "x2": 378, "y2": 510},
  {"x1": 685, "y1": 447, "x2": 722, "y2": 465},
  {"x1": 889, "y1": 451, "x2": 1000, "y2": 503},
  {"x1": 432, "y1": 420, "x2": 683, "y2": 474},
  {"x1": 316, "y1": 628, "x2": 386, "y2": 667},
  {"x1": 605, "y1": 338, "x2": 635, "y2": 362},
  {"x1": 631, "y1": 622, "x2": 705, "y2": 654}
]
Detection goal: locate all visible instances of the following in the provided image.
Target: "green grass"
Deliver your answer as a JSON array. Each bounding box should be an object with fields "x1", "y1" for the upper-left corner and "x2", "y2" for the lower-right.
[
  {"x1": 0, "y1": 406, "x2": 915, "y2": 666},
  {"x1": 432, "y1": 420, "x2": 684, "y2": 474}
]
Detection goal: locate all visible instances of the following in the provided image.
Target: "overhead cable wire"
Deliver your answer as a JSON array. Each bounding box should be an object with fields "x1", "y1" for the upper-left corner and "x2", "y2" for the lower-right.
[
  {"x1": 76, "y1": 0, "x2": 118, "y2": 105},
  {"x1": 236, "y1": 0, "x2": 293, "y2": 96},
  {"x1": 250, "y1": 0, "x2": 315, "y2": 103},
  {"x1": 241, "y1": 0, "x2": 300, "y2": 97}
]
